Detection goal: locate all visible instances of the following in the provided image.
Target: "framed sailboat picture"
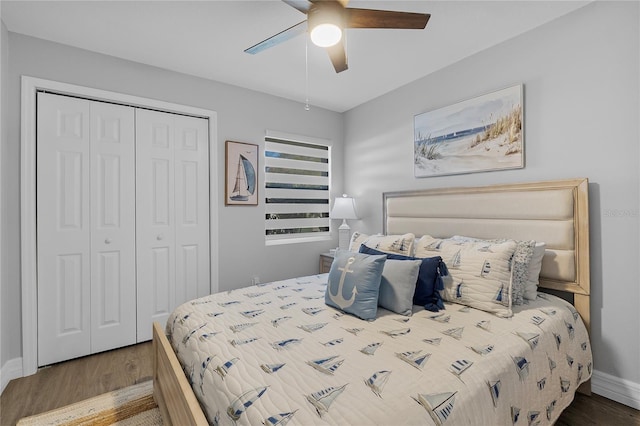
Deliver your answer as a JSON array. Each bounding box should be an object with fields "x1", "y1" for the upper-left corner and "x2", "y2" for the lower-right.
[{"x1": 225, "y1": 140, "x2": 258, "y2": 205}]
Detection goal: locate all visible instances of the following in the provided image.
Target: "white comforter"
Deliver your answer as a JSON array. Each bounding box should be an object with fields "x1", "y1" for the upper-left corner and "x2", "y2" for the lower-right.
[{"x1": 167, "y1": 274, "x2": 591, "y2": 425}]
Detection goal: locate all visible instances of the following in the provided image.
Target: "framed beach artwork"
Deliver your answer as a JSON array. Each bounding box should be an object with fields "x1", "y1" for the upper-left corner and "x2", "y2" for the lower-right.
[
  {"x1": 225, "y1": 140, "x2": 258, "y2": 205},
  {"x1": 414, "y1": 84, "x2": 524, "y2": 178}
]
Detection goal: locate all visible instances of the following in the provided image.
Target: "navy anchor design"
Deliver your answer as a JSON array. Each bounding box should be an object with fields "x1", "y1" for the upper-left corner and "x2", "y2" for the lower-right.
[{"x1": 328, "y1": 257, "x2": 358, "y2": 309}]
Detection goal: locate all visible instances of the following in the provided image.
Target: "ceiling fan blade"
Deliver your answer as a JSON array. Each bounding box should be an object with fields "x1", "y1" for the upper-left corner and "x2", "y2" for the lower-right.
[
  {"x1": 282, "y1": 0, "x2": 312, "y2": 14},
  {"x1": 245, "y1": 20, "x2": 308, "y2": 55},
  {"x1": 345, "y1": 8, "x2": 430, "y2": 29},
  {"x1": 326, "y1": 39, "x2": 348, "y2": 73}
]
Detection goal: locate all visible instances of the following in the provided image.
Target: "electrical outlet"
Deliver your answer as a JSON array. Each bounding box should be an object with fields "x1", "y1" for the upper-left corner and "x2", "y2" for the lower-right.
[{"x1": 251, "y1": 276, "x2": 260, "y2": 285}]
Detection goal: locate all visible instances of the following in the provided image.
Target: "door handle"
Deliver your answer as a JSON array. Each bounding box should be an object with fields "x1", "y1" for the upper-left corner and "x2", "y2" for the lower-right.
[
  {"x1": 157, "y1": 234, "x2": 164, "y2": 241},
  {"x1": 105, "y1": 238, "x2": 112, "y2": 244}
]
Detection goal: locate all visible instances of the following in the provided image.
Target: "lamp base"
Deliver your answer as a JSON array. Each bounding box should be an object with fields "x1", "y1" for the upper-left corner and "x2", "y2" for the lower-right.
[{"x1": 338, "y1": 220, "x2": 351, "y2": 251}]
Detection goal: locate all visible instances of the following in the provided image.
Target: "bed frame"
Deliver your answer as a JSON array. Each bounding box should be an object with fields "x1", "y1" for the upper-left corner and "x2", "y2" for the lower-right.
[{"x1": 152, "y1": 178, "x2": 591, "y2": 424}]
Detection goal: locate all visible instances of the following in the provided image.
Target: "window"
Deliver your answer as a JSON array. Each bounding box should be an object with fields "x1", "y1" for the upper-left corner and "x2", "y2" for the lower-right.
[{"x1": 264, "y1": 131, "x2": 331, "y2": 245}]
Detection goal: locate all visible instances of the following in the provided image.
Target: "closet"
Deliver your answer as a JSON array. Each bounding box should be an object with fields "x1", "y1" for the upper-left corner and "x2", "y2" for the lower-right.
[{"x1": 36, "y1": 92, "x2": 210, "y2": 366}]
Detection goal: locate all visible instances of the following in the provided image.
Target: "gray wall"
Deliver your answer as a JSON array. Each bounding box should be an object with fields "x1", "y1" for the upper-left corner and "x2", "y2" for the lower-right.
[
  {"x1": 344, "y1": 1, "x2": 639, "y2": 387},
  {"x1": 1, "y1": 34, "x2": 343, "y2": 366}
]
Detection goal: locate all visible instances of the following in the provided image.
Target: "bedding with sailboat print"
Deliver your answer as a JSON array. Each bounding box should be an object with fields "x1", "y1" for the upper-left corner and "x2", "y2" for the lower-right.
[{"x1": 167, "y1": 274, "x2": 591, "y2": 425}]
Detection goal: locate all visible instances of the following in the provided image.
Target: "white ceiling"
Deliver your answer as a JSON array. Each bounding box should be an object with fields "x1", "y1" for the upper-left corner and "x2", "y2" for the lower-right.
[{"x1": 1, "y1": 1, "x2": 590, "y2": 112}]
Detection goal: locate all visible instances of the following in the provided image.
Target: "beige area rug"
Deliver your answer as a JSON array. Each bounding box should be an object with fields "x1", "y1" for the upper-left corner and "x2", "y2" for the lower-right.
[{"x1": 17, "y1": 380, "x2": 163, "y2": 426}]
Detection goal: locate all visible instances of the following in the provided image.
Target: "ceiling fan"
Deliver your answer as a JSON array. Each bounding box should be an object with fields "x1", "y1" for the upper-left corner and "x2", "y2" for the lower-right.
[{"x1": 244, "y1": 0, "x2": 431, "y2": 73}]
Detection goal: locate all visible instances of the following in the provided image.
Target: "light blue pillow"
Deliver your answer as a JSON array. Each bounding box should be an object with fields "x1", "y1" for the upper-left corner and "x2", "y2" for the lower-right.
[
  {"x1": 325, "y1": 251, "x2": 386, "y2": 320},
  {"x1": 378, "y1": 259, "x2": 422, "y2": 316}
]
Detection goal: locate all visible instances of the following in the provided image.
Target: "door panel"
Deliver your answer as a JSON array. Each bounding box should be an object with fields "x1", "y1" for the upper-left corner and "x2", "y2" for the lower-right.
[
  {"x1": 136, "y1": 109, "x2": 176, "y2": 341},
  {"x1": 136, "y1": 110, "x2": 210, "y2": 341},
  {"x1": 174, "y1": 115, "x2": 210, "y2": 306},
  {"x1": 37, "y1": 93, "x2": 91, "y2": 366},
  {"x1": 90, "y1": 101, "x2": 136, "y2": 353}
]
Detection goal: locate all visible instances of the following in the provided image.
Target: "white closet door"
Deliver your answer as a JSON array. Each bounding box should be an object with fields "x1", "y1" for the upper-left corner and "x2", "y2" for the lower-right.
[
  {"x1": 174, "y1": 115, "x2": 210, "y2": 306},
  {"x1": 136, "y1": 109, "x2": 177, "y2": 341},
  {"x1": 37, "y1": 93, "x2": 92, "y2": 366},
  {"x1": 136, "y1": 110, "x2": 210, "y2": 341},
  {"x1": 89, "y1": 101, "x2": 137, "y2": 352}
]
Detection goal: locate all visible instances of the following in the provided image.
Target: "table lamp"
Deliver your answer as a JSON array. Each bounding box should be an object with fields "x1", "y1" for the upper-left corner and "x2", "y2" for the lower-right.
[{"x1": 330, "y1": 194, "x2": 359, "y2": 251}]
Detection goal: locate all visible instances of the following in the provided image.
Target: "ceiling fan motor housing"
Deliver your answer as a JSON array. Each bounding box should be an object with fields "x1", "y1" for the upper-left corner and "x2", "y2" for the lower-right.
[{"x1": 308, "y1": 2, "x2": 345, "y2": 35}]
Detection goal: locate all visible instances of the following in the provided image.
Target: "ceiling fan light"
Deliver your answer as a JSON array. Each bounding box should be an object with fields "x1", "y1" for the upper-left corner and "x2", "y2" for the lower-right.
[{"x1": 310, "y1": 23, "x2": 342, "y2": 47}]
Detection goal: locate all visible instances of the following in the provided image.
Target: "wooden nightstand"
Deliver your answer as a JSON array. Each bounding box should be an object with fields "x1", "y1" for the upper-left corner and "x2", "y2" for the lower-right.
[{"x1": 319, "y1": 252, "x2": 335, "y2": 273}]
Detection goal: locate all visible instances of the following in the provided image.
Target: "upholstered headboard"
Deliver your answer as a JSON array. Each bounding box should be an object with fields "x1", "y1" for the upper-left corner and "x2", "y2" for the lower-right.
[{"x1": 383, "y1": 178, "x2": 590, "y2": 329}]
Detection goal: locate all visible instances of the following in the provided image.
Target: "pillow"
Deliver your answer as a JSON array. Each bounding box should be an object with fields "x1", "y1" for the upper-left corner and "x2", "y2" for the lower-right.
[
  {"x1": 524, "y1": 242, "x2": 546, "y2": 300},
  {"x1": 359, "y1": 245, "x2": 447, "y2": 312},
  {"x1": 450, "y1": 235, "x2": 535, "y2": 305},
  {"x1": 325, "y1": 250, "x2": 386, "y2": 320},
  {"x1": 348, "y1": 231, "x2": 369, "y2": 252},
  {"x1": 349, "y1": 232, "x2": 416, "y2": 256},
  {"x1": 377, "y1": 259, "x2": 421, "y2": 316},
  {"x1": 415, "y1": 235, "x2": 516, "y2": 317}
]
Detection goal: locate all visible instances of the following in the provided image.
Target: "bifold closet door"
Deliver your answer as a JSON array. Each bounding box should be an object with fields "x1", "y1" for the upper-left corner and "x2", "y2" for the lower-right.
[
  {"x1": 37, "y1": 93, "x2": 136, "y2": 366},
  {"x1": 136, "y1": 109, "x2": 210, "y2": 341}
]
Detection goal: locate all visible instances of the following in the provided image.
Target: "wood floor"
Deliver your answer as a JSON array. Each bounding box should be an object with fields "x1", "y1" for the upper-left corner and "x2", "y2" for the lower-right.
[
  {"x1": 0, "y1": 342, "x2": 153, "y2": 426},
  {"x1": 1, "y1": 342, "x2": 638, "y2": 426}
]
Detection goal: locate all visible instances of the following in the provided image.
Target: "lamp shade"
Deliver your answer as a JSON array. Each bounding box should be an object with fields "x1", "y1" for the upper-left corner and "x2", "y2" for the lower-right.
[{"x1": 330, "y1": 195, "x2": 358, "y2": 220}]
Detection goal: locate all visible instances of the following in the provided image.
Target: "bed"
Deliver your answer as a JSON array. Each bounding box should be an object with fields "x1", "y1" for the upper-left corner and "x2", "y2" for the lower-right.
[{"x1": 152, "y1": 177, "x2": 591, "y2": 425}]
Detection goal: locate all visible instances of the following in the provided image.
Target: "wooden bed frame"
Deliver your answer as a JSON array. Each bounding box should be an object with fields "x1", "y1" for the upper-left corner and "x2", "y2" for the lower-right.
[{"x1": 152, "y1": 178, "x2": 591, "y2": 425}]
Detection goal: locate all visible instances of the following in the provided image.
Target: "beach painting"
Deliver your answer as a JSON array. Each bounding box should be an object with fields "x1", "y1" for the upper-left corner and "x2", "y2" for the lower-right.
[{"x1": 414, "y1": 85, "x2": 524, "y2": 178}]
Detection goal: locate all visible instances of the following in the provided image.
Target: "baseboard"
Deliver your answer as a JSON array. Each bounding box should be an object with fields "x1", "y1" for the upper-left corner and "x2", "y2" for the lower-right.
[
  {"x1": 1, "y1": 357, "x2": 23, "y2": 394},
  {"x1": 592, "y1": 369, "x2": 640, "y2": 410}
]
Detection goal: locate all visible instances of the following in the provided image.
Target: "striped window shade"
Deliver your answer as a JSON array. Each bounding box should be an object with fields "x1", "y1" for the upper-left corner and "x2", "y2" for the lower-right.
[{"x1": 264, "y1": 132, "x2": 331, "y2": 245}]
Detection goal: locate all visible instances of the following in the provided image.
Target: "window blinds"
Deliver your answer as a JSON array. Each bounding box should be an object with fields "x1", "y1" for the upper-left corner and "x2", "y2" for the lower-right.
[{"x1": 264, "y1": 134, "x2": 331, "y2": 244}]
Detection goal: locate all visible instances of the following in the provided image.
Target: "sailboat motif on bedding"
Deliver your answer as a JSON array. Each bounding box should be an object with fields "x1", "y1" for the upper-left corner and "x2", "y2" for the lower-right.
[
  {"x1": 263, "y1": 410, "x2": 298, "y2": 426},
  {"x1": 305, "y1": 384, "x2": 348, "y2": 417},
  {"x1": 381, "y1": 327, "x2": 411, "y2": 338},
  {"x1": 487, "y1": 380, "x2": 501, "y2": 408},
  {"x1": 360, "y1": 342, "x2": 382, "y2": 355},
  {"x1": 215, "y1": 357, "x2": 239, "y2": 379},
  {"x1": 229, "y1": 322, "x2": 257, "y2": 333},
  {"x1": 200, "y1": 356, "x2": 215, "y2": 392},
  {"x1": 429, "y1": 313, "x2": 451, "y2": 323},
  {"x1": 307, "y1": 355, "x2": 344, "y2": 375},
  {"x1": 271, "y1": 316, "x2": 292, "y2": 328},
  {"x1": 396, "y1": 350, "x2": 431, "y2": 370},
  {"x1": 302, "y1": 307, "x2": 325, "y2": 316},
  {"x1": 298, "y1": 322, "x2": 328, "y2": 333},
  {"x1": 240, "y1": 309, "x2": 265, "y2": 318},
  {"x1": 230, "y1": 337, "x2": 260, "y2": 346},
  {"x1": 516, "y1": 331, "x2": 540, "y2": 350},
  {"x1": 414, "y1": 391, "x2": 457, "y2": 425},
  {"x1": 182, "y1": 324, "x2": 207, "y2": 345},
  {"x1": 442, "y1": 327, "x2": 464, "y2": 340},
  {"x1": 322, "y1": 338, "x2": 344, "y2": 347},
  {"x1": 271, "y1": 338, "x2": 303, "y2": 350},
  {"x1": 469, "y1": 344, "x2": 494, "y2": 355},
  {"x1": 227, "y1": 386, "x2": 268, "y2": 421},
  {"x1": 261, "y1": 363, "x2": 286, "y2": 374},
  {"x1": 365, "y1": 370, "x2": 391, "y2": 397},
  {"x1": 513, "y1": 356, "x2": 530, "y2": 381},
  {"x1": 449, "y1": 359, "x2": 473, "y2": 376}
]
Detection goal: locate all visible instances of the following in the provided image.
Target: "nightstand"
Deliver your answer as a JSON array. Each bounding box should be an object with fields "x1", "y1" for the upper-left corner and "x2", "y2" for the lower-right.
[{"x1": 319, "y1": 252, "x2": 335, "y2": 274}]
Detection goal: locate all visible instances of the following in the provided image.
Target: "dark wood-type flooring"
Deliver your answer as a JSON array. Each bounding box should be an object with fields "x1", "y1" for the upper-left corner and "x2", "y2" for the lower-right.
[{"x1": 1, "y1": 342, "x2": 638, "y2": 425}]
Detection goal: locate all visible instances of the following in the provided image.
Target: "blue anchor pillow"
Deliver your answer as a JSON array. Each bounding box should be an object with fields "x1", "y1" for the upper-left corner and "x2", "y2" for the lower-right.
[{"x1": 325, "y1": 250, "x2": 387, "y2": 320}]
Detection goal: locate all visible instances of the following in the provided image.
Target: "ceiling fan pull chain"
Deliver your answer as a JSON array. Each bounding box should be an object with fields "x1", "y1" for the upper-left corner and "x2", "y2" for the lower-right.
[{"x1": 305, "y1": 38, "x2": 310, "y2": 111}]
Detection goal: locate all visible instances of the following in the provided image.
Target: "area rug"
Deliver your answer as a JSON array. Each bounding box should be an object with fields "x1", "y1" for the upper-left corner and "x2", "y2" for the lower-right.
[{"x1": 16, "y1": 380, "x2": 163, "y2": 426}]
